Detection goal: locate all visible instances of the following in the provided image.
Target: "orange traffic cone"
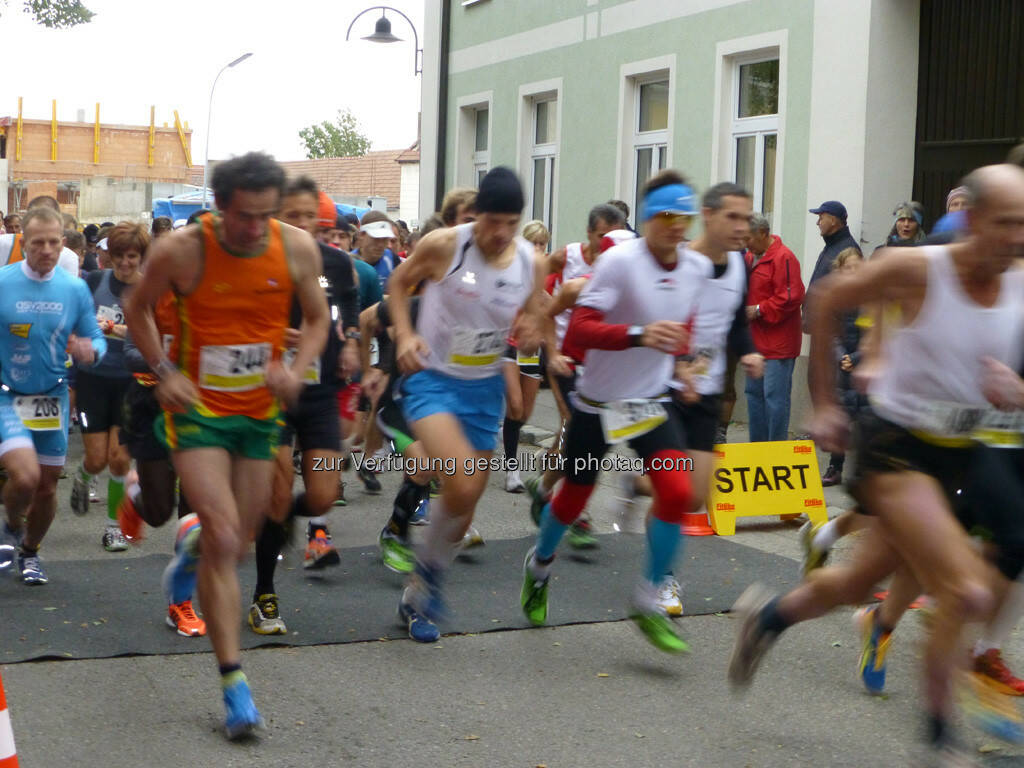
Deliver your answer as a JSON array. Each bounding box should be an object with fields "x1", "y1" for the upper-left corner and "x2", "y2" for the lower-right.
[
  {"x1": 0, "y1": 671, "x2": 18, "y2": 767},
  {"x1": 681, "y1": 508, "x2": 715, "y2": 536}
]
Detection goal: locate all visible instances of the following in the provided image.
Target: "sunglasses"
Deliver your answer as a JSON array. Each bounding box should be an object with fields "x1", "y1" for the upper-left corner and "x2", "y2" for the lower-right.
[{"x1": 651, "y1": 211, "x2": 693, "y2": 226}]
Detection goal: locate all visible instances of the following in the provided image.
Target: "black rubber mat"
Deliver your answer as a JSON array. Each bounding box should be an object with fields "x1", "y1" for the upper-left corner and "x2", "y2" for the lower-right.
[{"x1": 0, "y1": 533, "x2": 799, "y2": 663}]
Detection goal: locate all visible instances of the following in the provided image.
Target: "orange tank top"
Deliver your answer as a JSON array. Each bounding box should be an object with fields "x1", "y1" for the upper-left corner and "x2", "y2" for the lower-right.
[
  {"x1": 175, "y1": 213, "x2": 293, "y2": 418},
  {"x1": 8, "y1": 234, "x2": 24, "y2": 265},
  {"x1": 135, "y1": 292, "x2": 179, "y2": 387}
]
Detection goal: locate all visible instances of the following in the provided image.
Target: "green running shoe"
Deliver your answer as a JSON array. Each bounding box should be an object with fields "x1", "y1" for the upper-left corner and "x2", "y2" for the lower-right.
[
  {"x1": 378, "y1": 527, "x2": 415, "y2": 574},
  {"x1": 567, "y1": 517, "x2": 598, "y2": 550},
  {"x1": 629, "y1": 609, "x2": 690, "y2": 654},
  {"x1": 520, "y1": 547, "x2": 549, "y2": 626}
]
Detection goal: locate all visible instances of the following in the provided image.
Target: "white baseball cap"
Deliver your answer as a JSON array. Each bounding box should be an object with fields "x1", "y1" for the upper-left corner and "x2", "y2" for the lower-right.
[{"x1": 361, "y1": 220, "x2": 394, "y2": 239}]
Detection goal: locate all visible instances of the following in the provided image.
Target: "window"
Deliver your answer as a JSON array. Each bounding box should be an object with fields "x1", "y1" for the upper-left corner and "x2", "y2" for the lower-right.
[
  {"x1": 631, "y1": 77, "x2": 669, "y2": 222},
  {"x1": 473, "y1": 107, "x2": 489, "y2": 184},
  {"x1": 530, "y1": 98, "x2": 557, "y2": 230},
  {"x1": 455, "y1": 92, "x2": 492, "y2": 188},
  {"x1": 731, "y1": 58, "x2": 779, "y2": 218}
]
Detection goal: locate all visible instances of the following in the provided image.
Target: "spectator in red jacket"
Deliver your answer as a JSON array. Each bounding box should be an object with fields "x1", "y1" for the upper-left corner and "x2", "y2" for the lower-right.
[{"x1": 743, "y1": 214, "x2": 806, "y2": 441}]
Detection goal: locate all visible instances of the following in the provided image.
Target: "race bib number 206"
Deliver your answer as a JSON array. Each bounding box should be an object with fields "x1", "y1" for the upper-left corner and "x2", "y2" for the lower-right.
[{"x1": 199, "y1": 343, "x2": 271, "y2": 392}]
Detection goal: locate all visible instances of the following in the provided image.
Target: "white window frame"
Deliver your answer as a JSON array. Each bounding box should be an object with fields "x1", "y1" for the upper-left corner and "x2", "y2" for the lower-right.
[
  {"x1": 517, "y1": 78, "x2": 562, "y2": 244},
  {"x1": 615, "y1": 55, "x2": 675, "y2": 227},
  {"x1": 711, "y1": 31, "x2": 788, "y2": 230},
  {"x1": 454, "y1": 90, "x2": 492, "y2": 188}
]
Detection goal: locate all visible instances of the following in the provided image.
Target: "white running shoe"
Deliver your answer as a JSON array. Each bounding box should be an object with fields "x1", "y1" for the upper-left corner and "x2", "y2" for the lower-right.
[
  {"x1": 460, "y1": 525, "x2": 485, "y2": 549},
  {"x1": 657, "y1": 577, "x2": 683, "y2": 617},
  {"x1": 505, "y1": 469, "x2": 525, "y2": 494}
]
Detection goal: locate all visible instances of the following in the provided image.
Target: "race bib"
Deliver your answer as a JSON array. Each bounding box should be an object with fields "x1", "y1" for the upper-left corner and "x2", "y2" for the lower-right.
[
  {"x1": 14, "y1": 395, "x2": 62, "y2": 431},
  {"x1": 97, "y1": 304, "x2": 124, "y2": 339},
  {"x1": 369, "y1": 337, "x2": 380, "y2": 367},
  {"x1": 917, "y1": 401, "x2": 1024, "y2": 447},
  {"x1": 449, "y1": 328, "x2": 507, "y2": 367},
  {"x1": 282, "y1": 347, "x2": 322, "y2": 385},
  {"x1": 516, "y1": 349, "x2": 540, "y2": 367},
  {"x1": 693, "y1": 347, "x2": 714, "y2": 377},
  {"x1": 600, "y1": 398, "x2": 668, "y2": 444},
  {"x1": 198, "y1": 343, "x2": 271, "y2": 392}
]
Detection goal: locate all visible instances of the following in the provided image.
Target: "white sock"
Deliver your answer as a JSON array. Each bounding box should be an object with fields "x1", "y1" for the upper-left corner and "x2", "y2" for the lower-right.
[
  {"x1": 978, "y1": 579, "x2": 1024, "y2": 652},
  {"x1": 632, "y1": 580, "x2": 662, "y2": 613},
  {"x1": 813, "y1": 518, "x2": 841, "y2": 551},
  {"x1": 528, "y1": 551, "x2": 551, "y2": 581},
  {"x1": 419, "y1": 499, "x2": 463, "y2": 570}
]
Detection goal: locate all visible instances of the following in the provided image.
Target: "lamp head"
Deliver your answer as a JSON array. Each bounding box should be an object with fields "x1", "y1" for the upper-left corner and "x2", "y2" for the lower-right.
[{"x1": 363, "y1": 14, "x2": 401, "y2": 43}]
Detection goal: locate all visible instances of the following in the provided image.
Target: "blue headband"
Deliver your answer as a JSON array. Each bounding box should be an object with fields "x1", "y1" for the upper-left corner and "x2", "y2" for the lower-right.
[{"x1": 642, "y1": 183, "x2": 698, "y2": 221}]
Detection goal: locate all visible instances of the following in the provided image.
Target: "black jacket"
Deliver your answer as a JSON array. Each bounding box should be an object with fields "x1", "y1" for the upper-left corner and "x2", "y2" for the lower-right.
[{"x1": 803, "y1": 225, "x2": 861, "y2": 332}]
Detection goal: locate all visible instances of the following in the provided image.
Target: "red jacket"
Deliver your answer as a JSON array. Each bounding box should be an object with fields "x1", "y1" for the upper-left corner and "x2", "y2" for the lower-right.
[{"x1": 744, "y1": 235, "x2": 805, "y2": 359}]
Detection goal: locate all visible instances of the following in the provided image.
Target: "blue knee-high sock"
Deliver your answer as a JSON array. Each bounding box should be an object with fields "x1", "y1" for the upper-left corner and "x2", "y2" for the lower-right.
[
  {"x1": 645, "y1": 517, "x2": 682, "y2": 584},
  {"x1": 535, "y1": 503, "x2": 569, "y2": 561}
]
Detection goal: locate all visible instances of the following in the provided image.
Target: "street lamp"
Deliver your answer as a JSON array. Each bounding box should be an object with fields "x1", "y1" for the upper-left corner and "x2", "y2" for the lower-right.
[
  {"x1": 202, "y1": 52, "x2": 253, "y2": 209},
  {"x1": 346, "y1": 6, "x2": 422, "y2": 76}
]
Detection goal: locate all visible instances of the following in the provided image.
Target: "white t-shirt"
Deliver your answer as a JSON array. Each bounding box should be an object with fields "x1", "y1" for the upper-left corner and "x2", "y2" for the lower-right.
[
  {"x1": 0, "y1": 234, "x2": 80, "y2": 276},
  {"x1": 574, "y1": 238, "x2": 710, "y2": 405}
]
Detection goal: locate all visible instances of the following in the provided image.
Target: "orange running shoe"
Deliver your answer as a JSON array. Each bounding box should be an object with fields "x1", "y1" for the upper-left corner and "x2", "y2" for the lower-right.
[
  {"x1": 975, "y1": 649, "x2": 1024, "y2": 696},
  {"x1": 303, "y1": 531, "x2": 341, "y2": 570},
  {"x1": 117, "y1": 493, "x2": 144, "y2": 543},
  {"x1": 167, "y1": 600, "x2": 206, "y2": 637}
]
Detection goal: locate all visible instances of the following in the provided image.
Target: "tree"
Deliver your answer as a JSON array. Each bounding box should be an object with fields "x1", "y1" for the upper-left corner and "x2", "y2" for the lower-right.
[
  {"x1": 2, "y1": 0, "x2": 95, "y2": 28},
  {"x1": 299, "y1": 109, "x2": 371, "y2": 159}
]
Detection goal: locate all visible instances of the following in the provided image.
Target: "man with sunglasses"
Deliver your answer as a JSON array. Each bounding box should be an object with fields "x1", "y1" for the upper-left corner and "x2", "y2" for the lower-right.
[{"x1": 521, "y1": 170, "x2": 710, "y2": 654}]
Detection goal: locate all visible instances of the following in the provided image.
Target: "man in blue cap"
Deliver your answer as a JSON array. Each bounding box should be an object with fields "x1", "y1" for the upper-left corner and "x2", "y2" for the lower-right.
[{"x1": 807, "y1": 201, "x2": 861, "y2": 288}]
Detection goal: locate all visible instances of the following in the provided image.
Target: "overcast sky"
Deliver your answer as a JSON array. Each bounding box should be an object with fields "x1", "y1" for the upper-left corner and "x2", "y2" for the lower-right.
[{"x1": 1, "y1": 0, "x2": 425, "y2": 164}]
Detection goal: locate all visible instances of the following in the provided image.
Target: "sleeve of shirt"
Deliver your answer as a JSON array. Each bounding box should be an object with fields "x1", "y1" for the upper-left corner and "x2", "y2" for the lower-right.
[
  {"x1": 576, "y1": 253, "x2": 623, "y2": 313},
  {"x1": 758, "y1": 248, "x2": 806, "y2": 324},
  {"x1": 59, "y1": 248, "x2": 79, "y2": 277},
  {"x1": 727, "y1": 282, "x2": 757, "y2": 357},
  {"x1": 84, "y1": 269, "x2": 102, "y2": 292},
  {"x1": 73, "y1": 281, "x2": 107, "y2": 364}
]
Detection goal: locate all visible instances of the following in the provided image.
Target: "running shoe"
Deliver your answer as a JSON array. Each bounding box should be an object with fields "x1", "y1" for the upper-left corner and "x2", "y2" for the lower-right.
[
  {"x1": 728, "y1": 583, "x2": 781, "y2": 689},
  {"x1": 855, "y1": 604, "x2": 891, "y2": 694},
  {"x1": 89, "y1": 475, "x2": 100, "y2": 503},
  {"x1": 117, "y1": 493, "x2": 145, "y2": 543},
  {"x1": 102, "y1": 525, "x2": 129, "y2": 552},
  {"x1": 167, "y1": 600, "x2": 206, "y2": 637},
  {"x1": 409, "y1": 497, "x2": 430, "y2": 526},
  {"x1": 974, "y1": 648, "x2": 1024, "y2": 696},
  {"x1": 520, "y1": 547, "x2": 549, "y2": 626},
  {"x1": 523, "y1": 475, "x2": 548, "y2": 527},
  {"x1": 821, "y1": 465, "x2": 842, "y2": 487},
  {"x1": 379, "y1": 527, "x2": 415, "y2": 574},
  {"x1": 292, "y1": 449, "x2": 302, "y2": 474},
  {"x1": 959, "y1": 668, "x2": 1024, "y2": 744},
  {"x1": 461, "y1": 525, "x2": 485, "y2": 549},
  {"x1": 248, "y1": 593, "x2": 287, "y2": 635},
  {"x1": 222, "y1": 674, "x2": 265, "y2": 740},
  {"x1": 505, "y1": 469, "x2": 525, "y2": 494},
  {"x1": 657, "y1": 577, "x2": 683, "y2": 617},
  {"x1": 18, "y1": 551, "x2": 48, "y2": 585},
  {"x1": 162, "y1": 513, "x2": 201, "y2": 606},
  {"x1": 398, "y1": 562, "x2": 444, "y2": 642},
  {"x1": 798, "y1": 520, "x2": 830, "y2": 577},
  {"x1": 70, "y1": 474, "x2": 90, "y2": 516},
  {"x1": 567, "y1": 516, "x2": 598, "y2": 549},
  {"x1": 0, "y1": 522, "x2": 21, "y2": 571},
  {"x1": 630, "y1": 608, "x2": 690, "y2": 653},
  {"x1": 715, "y1": 424, "x2": 728, "y2": 445},
  {"x1": 333, "y1": 478, "x2": 347, "y2": 507},
  {"x1": 303, "y1": 530, "x2": 341, "y2": 570},
  {"x1": 357, "y1": 463, "x2": 382, "y2": 494},
  {"x1": 398, "y1": 592, "x2": 441, "y2": 643}
]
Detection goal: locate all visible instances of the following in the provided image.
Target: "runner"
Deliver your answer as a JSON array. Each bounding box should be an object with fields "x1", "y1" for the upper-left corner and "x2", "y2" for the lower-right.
[
  {"x1": 0, "y1": 195, "x2": 80, "y2": 275},
  {"x1": 125, "y1": 152, "x2": 330, "y2": 739},
  {"x1": 388, "y1": 166, "x2": 546, "y2": 642},
  {"x1": 523, "y1": 203, "x2": 628, "y2": 550},
  {"x1": 249, "y1": 177, "x2": 360, "y2": 635},
  {"x1": 520, "y1": 170, "x2": 707, "y2": 653},
  {"x1": 727, "y1": 164, "x2": 1024, "y2": 761},
  {"x1": 69, "y1": 222, "x2": 147, "y2": 552},
  {"x1": 0, "y1": 207, "x2": 107, "y2": 584}
]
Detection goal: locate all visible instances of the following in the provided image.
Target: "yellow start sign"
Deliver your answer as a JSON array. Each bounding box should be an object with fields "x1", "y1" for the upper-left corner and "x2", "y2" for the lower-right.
[{"x1": 706, "y1": 440, "x2": 828, "y2": 535}]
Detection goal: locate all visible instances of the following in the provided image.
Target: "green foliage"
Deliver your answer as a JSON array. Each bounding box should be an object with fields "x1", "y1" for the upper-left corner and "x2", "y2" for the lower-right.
[
  {"x1": 6, "y1": 0, "x2": 96, "y2": 28},
  {"x1": 299, "y1": 109, "x2": 372, "y2": 159}
]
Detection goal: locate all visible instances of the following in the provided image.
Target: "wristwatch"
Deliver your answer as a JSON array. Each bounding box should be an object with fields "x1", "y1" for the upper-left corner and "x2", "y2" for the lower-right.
[
  {"x1": 627, "y1": 326, "x2": 644, "y2": 347},
  {"x1": 344, "y1": 330, "x2": 362, "y2": 342}
]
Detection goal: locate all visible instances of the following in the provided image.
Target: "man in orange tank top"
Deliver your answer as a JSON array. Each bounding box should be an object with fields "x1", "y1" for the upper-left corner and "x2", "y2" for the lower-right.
[{"x1": 125, "y1": 152, "x2": 330, "y2": 740}]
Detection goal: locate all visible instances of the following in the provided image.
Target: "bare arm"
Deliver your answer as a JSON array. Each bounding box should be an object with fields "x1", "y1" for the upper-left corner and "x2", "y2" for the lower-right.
[
  {"x1": 283, "y1": 228, "x2": 330, "y2": 378},
  {"x1": 359, "y1": 303, "x2": 381, "y2": 376}
]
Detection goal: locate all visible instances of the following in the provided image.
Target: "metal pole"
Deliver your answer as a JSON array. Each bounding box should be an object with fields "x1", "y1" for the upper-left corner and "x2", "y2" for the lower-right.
[{"x1": 201, "y1": 53, "x2": 252, "y2": 209}]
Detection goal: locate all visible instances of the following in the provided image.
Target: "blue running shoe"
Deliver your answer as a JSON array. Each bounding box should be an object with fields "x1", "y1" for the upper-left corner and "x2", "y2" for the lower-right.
[
  {"x1": 855, "y1": 605, "x2": 891, "y2": 695},
  {"x1": 398, "y1": 592, "x2": 441, "y2": 643},
  {"x1": 17, "y1": 551, "x2": 48, "y2": 585},
  {"x1": 410, "y1": 497, "x2": 430, "y2": 526},
  {"x1": 162, "y1": 513, "x2": 201, "y2": 606},
  {"x1": 222, "y1": 673, "x2": 265, "y2": 740}
]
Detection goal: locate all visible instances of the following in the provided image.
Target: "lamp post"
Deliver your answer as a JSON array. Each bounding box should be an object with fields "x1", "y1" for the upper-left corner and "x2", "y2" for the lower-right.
[
  {"x1": 345, "y1": 6, "x2": 422, "y2": 76},
  {"x1": 201, "y1": 52, "x2": 253, "y2": 209}
]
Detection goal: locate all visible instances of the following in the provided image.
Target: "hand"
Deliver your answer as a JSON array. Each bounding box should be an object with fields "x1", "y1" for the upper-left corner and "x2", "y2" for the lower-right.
[
  {"x1": 112, "y1": 324, "x2": 128, "y2": 339},
  {"x1": 740, "y1": 352, "x2": 764, "y2": 379},
  {"x1": 361, "y1": 368, "x2": 389, "y2": 404},
  {"x1": 284, "y1": 328, "x2": 301, "y2": 349},
  {"x1": 981, "y1": 356, "x2": 1024, "y2": 411},
  {"x1": 511, "y1": 312, "x2": 542, "y2": 355},
  {"x1": 548, "y1": 354, "x2": 574, "y2": 378},
  {"x1": 155, "y1": 370, "x2": 199, "y2": 414},
  {"x1": 840, "y1": 354, "x2": 853, "y2": 372},
  {"x1": 641, "y1": 321, "x2": 687, "y2": 354},
  {"x1": 673, "y1": 358, "x2": 700, "y2": 403},
  {"x1": 396, "y1": 332, "x2": 430, "y2": 374},
  {"x1": 266, "y1": 360, "x2": 304, "y2": 409},
  {"x1": 339, "y1": 340, "x2": 361, "y2": 380},
  {"x1": 808, "y1": 403, "x2": 849, "y2": 453},
  {"x1": 69, "y1": 336, "x2": 97, "y2": 365},
  {"x1": 745, "y1": 305, "x2": 759, "y2": 322}
]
